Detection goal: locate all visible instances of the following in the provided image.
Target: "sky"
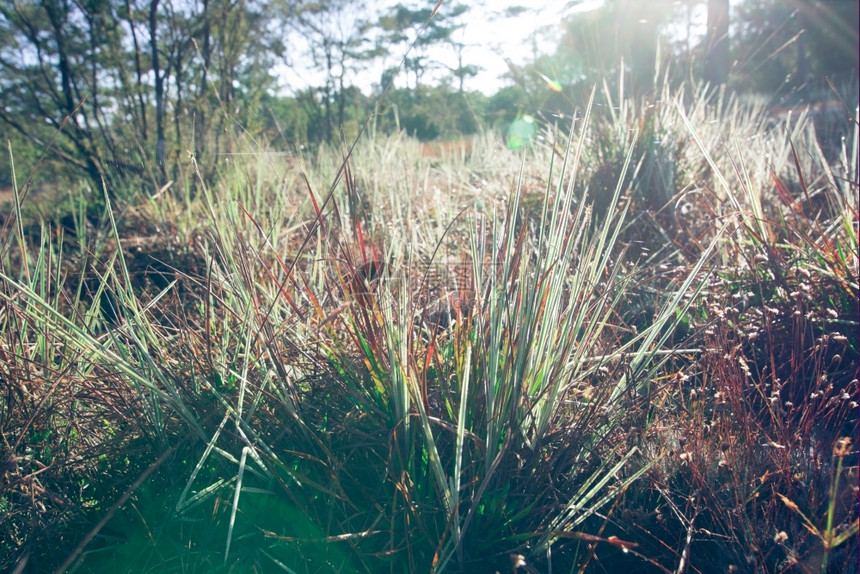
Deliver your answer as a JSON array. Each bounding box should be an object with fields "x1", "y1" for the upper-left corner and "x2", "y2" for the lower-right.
[
  {"x1": 277, "y1": 0, "x2": 605, "y2": 96},
  {"x1": 277, "y1": 0, "x2": 742, "y2": 97},
  {"x1": 440, "y1": 0, "x2": 605, "y2": 94},
  {"x1": 431, "y1": 0, "x2": 746, "y2": 94}
]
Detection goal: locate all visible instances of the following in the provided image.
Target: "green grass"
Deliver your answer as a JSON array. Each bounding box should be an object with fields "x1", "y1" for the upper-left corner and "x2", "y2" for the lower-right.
[{"x1": 0, "y1": 80, "x2": 857, "y2": 573}]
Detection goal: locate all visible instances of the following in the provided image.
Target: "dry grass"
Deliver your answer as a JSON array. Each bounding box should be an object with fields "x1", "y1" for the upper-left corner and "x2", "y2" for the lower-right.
[{"x1": 0, "y1": 83, "x2": 856, "y2": 573}]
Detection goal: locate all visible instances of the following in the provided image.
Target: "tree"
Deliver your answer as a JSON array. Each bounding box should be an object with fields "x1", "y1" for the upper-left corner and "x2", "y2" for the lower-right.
[
  {"x1": 277, "y1": 0, "x2": 379, "y2": 142},
  {"x1": 0, "y1": 0, "x2": 284, "y2": 192},
  {"x1": 442, "y1": 11, "x2": 479, "y2": 94},
  {"x1": 376, "y1": 2, "x2": 470, "y2": 90},
  {"x1": 731, "y1": 0, "x2": 859, "y2": 96},
  {"x1": 704, "y1": 0, "x2": 730, "y2": 86},
  {"x1": 0, "y1": 0, "x2": 127, "y2": 190},
  {"x1": 544, "y1": 0, "x2": 682, "y2": 95}
]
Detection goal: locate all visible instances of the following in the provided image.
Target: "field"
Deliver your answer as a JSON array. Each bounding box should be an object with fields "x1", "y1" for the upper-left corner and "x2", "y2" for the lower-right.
[{"x1": 1, "y1": 84, "x2": 857, "y2": 573}]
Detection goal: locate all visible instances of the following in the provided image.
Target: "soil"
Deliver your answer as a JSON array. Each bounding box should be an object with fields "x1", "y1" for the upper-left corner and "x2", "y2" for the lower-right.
[{"x1": 0, "y1": 184, "x2": 14, "y2": 207}]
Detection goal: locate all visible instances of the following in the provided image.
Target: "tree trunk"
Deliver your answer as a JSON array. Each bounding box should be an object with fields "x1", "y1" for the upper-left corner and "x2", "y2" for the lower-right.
[
  {"x1": 196, "y1": 0, "x2": 211, "y2": 160},
  {"x1": 704, "y1": 0, "x2": 730, "y2": 86},
  {"x1": 125, "y1": 0, "x2": 149, "y2": 141},
  {"x1": 794, "y1": 5, "x2": 808, "y2": 91},
  {"x1": 149, "y1": 0, "x2": 165, "y2": 176}
]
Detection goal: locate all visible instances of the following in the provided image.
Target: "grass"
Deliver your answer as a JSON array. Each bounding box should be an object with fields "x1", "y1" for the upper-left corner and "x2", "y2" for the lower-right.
[{"x1": 0, "y1": 79, "x2": 857, "y2": 573}]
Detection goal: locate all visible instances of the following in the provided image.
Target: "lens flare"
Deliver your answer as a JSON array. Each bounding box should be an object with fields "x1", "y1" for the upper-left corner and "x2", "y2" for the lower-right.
[
  {"x1": 507, "y1": 114, "x2": 536, "y2": 150},
  {"x1": 538, "y1": 72, "x2": 563, "y2": 93}
]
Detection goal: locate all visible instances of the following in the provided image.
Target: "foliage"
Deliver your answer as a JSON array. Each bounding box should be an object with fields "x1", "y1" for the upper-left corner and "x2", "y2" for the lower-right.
[
  {"x1": 2, "y1": 0, "x2": 855, "y2": 194},
  {"x1": 731, "y1": 0, "x2": 859, "y2": 97},
  {"x1": 374, "y1": 85, "x2": 485, "y2": 141},
  {"x1": 1, "y1": 1, "x2": 859, "y2": 572},
  {"x1": 375, "y1": 2, "x2": 469, "y2": 90},
  {"x1": 539, "y1": 0, "x2": 682, "y2": 94},
  {"x1": 1, "y1": 69, "x2": 857, "y2": 573},
  {"x1": 0, "y1": 0, "x2": 281, "y2": 193}
]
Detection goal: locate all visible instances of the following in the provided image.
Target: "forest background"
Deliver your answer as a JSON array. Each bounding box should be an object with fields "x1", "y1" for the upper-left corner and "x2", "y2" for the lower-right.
[{"x1": 0, "y1": 0, "x2": 857, "y2": 194}]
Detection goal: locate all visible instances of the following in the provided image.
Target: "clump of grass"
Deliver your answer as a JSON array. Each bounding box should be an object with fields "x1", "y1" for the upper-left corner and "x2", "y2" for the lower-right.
[
  {"x1": 1, "y1": 78, "x2": 856, "y2": 573},
  {"x1": 152, "y1": 89, "x2": 700, "y2": 572},
  {"x1": 601, "y1": 89, "x2": 858, "y2": 573}
]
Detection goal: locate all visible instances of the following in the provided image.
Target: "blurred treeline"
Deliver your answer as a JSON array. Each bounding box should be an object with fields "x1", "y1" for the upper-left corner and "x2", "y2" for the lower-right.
[{"x1": 0, "y1": 0, "x2": 856, "y2": 191}]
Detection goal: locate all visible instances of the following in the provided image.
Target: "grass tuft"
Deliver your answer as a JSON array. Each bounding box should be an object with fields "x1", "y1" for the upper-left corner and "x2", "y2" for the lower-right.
[{"x1": 1, "y1": 80, "x2": 856, "y2": 573}]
